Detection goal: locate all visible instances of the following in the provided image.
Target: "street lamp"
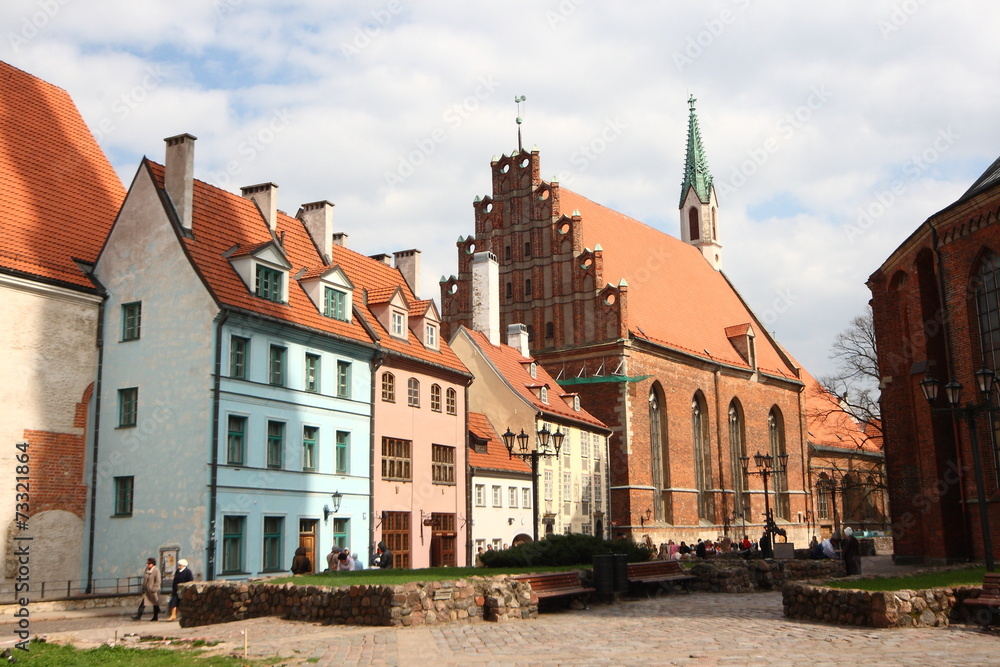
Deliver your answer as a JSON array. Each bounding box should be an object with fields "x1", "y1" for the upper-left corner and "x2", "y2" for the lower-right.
[
  {"x1": 741, "y1": 451, "x2": 789, "y2": 557},
  {"x1": 920, "y1": 368, "x2": 996, "y2": 572},
  {"x1": 503, "y1": 425, "x2": 564, "y2": 541},
  {"x1": 324, "y1": 490, "x2": 343, "y2": 522}
]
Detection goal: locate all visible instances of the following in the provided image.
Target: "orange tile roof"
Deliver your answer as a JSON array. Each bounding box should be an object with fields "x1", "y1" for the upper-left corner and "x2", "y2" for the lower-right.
[
  {"x1": 146, "y1": 162, "x2": 468, "y2": 375},
  {"x1": 559, "y1": 188, "x2": 798, "y2": 378},
  {"x1": 460, "y1": 327, "x2": 608, "y2": 430},
  {"x1": 330, "y1": 246, "x2": 469, "y2": 375},
  {"x1": 0, "y1": 61, "x2": 125, "y2": 289},
  {"x1": 468, "y1": 412, "x2": 531, "y2": 474}
]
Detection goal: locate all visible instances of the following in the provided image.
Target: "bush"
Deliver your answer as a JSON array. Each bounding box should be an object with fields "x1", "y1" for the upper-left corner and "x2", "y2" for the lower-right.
[{"x1": 479, "y1": 533, "x2": 653, "y2": 568}]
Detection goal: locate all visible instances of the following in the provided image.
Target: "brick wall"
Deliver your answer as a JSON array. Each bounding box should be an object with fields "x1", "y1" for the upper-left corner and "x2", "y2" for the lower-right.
[
  {"x1": 22, "y1": 429, "x2": 87, "y2": 517},
  {"x1": 869, "y1": 184, "x2": 1000, "y2": 565}
]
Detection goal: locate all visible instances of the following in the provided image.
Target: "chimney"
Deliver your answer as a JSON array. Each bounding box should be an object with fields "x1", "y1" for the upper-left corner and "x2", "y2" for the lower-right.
[
  {"x1": 332, "y1": 232, "x2": 349, "y2": 247},
  {"x1": 164, "y1": 133, "x2": 196, "y2": 231},
  {"x1": 507, "y1": 323, "x2": 530, "y2": 357},
  {"x1": 393, "y1": 249, "x2": 421, "y2": 298},
  {"x1": 241, "y1": 182, "x2": 279, "y2": 231},
  {"x1": 369, "y1": 253, "x2": 392, "y2": 266},
  {"x1": 298, "y1": 200, "x2": 335, "y2": 263},
  {"x1": 471, "y1": 250, "x2": 500, "y2": 345}
]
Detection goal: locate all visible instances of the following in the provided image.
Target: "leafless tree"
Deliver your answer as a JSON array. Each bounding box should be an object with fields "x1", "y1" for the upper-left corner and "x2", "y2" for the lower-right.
[{"x1": 813, "y1": 306, "x2": 882, "y2": 449}]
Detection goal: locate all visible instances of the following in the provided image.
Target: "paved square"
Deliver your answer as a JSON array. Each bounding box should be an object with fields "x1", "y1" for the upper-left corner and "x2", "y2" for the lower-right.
[{"x1": 10, "y1": 589, "x2": 999, "y2": 666}]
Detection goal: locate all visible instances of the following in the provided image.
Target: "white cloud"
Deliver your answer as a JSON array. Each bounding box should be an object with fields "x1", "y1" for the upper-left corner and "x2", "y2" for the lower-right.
[{"x1": 4, "y1": 0, "x2": 1000, "y2": 379}]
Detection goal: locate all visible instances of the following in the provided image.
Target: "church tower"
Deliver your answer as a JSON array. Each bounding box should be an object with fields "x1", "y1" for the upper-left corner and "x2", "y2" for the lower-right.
[{"x1": 679, "y1": 96, "x2": 722, "y2": 270}]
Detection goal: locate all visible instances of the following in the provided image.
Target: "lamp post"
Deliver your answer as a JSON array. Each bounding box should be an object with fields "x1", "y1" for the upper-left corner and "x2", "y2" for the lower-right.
[
  {"x1": 919, "y1": 367, "x2": 996, "y2": 572},
  {"x1": 503, "y1": 425, "x2": 564, "y2": 542},
  {"x1": 324, "y1": 490, "x2": 343, "y2": 522},
  {"x1": 740, "y1": 451, "x2": 789, "y2": 557}
]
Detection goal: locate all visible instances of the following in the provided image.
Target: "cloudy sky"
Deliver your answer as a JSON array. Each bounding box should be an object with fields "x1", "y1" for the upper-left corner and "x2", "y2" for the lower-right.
[{"x1": 5, "y1": 0, "x2": 999, "y2": 379}]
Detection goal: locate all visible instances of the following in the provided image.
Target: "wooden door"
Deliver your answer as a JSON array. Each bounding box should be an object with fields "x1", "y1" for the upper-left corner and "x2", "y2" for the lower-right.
[{"x1": 299, "y1": 519, "x2": 318, "y2": 573}]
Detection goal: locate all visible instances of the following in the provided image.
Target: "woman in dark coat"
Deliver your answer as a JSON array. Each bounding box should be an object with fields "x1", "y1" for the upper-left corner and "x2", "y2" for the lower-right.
[
  {"x1": 842, "y1": 527, "x2": 862, "y2": 575},
  {"x1": 291, "y1": 546, "x2": 312, "y2": 575},
  {"x1": 168, "y1": 558, "x2": 194, "y2": 621}
]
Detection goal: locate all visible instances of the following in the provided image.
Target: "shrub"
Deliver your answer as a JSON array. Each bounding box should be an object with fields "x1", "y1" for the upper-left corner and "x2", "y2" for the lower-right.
[{"x1": 479, "y1": 533, "x2": 653, "y2": 568}]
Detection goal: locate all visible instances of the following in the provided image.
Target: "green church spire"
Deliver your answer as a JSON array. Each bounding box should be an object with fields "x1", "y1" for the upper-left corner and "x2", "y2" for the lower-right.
[{"x1": 679, "y1": 95, "x2": 714, "y2": 208}]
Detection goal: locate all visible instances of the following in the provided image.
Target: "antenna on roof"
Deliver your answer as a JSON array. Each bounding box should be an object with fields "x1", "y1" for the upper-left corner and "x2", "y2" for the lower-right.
[{"x1": 514, "y1": 95, "x2": 526, "y2": 153}]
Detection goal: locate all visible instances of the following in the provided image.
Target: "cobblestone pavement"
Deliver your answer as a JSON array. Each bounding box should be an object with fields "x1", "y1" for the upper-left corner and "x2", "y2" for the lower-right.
[{"x1": 6, "y1": 588, "x2": 999, "y2": 667}]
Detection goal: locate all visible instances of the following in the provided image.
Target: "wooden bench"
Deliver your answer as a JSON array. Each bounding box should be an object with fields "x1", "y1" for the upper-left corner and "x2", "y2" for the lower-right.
[
  {"x1": 964, "y1": 573, "x2": 1000, "y2": 628},
  {"x1": 627, "y1": 560, "x2": 698, "y2": 597},
  {"x1": 513, "y1": 571, "x2": 596, "y2": 610}
]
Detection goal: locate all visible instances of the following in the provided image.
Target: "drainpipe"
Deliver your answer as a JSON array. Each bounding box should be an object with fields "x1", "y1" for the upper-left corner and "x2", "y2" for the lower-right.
[
  {"x1": 85, "y1": 297, "x2": 106, "y2": 593},
  {"x1": 369, "y1": 348, "x2": 384, "y2": 560},
  {"x1": 206, "y1": 310, "x2": 229, "y2": 580}
]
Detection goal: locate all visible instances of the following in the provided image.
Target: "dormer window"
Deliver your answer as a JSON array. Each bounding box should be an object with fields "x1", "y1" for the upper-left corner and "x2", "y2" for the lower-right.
[
  {"x1": 540, "y1": 386, "x2": 548, "y2": 404},
  {"x1": 256, "y1": 265, "x2": 283, "y2": 302},
  {"x1": 426, "y1": 323, "x2": 438, "y2": 348},
  {"x1": 392, "y1": 311, "x2": 405, "y2": 337},
  {"x1": 529, "y1": 362, "x2": 537, "y2": 379},
  {"x1": 324, "y1": 286, "x2": 348, "y2": 321},
  {"x1": 574, "y1": 396, "x2": 580, "y2": 411}
]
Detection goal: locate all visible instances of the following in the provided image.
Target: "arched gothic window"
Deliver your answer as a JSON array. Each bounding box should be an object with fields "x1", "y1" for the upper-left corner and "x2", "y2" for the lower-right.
[
  {"x1": 974, "y1": 251, "x2": 1000, "y2": 478},
  {"x1": 688, "y1": 208, "x2": 700, "y2": 241},
  {"x1": 693, "y1": 393, "x2": 713, "y2": 521},
  {"x1": 729, "y1": 400, "x2": 748, "y2": 521},
  {"x1": 768, "y1": 407, "x2": 790, "y2": 521},
  {"x1": 649, "y1": 385, "x2": 671, "y2": 522}
]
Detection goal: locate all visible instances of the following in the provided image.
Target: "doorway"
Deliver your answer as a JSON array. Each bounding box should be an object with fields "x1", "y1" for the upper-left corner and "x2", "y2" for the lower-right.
[{"x1": 299, "y1": 519, "x2": 318, "y2": 573}]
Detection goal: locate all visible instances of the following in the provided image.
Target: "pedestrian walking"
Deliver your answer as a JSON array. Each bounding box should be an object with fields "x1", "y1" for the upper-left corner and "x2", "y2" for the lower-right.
[{"x1": 133, "y1": 558, "x2": 161, "y2": 621}]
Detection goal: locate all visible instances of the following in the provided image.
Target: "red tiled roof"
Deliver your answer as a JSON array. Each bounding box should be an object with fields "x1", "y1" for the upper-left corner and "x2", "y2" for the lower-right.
[
  {"x1": 410, "y1": 299, "x2": 432, "y2": 317},
  {"x1": 560, "y1": 188, "x2": 798, "y2": 377},
  {"x1": 460, "y1": 327, "x2": 608, "y2": 430},
  {"x1": 468, "y1": 412, "x2": 531, "y2": 474},
  {"x1": 0, "y1": 61, "x2": 125, "y2": 288},
  {"x1": 147, "y1": 161, "x2": 469, "y2": 375},
  {"x1": 330, "y1": 246, "x2": 468, "y2": 374},
  {"x1": 366, "y1": 285, "x2": 400, "y2": 305}
]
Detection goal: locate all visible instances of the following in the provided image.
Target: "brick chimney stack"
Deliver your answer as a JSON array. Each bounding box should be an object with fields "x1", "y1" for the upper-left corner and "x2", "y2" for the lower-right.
[
  {"x1": 393, "y1": 249, "x2": 421, "y2": 298},
  {"x1": 471, "y1": 251, "x2": 500, "y2": 345},
  {"x1": 164, "y1": 133, "x2": 196, "y2": 231},
  {"x1": 241, "y1": 183, "x2": 279, "y2": 231},
  {"x1": 298, "y1": 200, "x2": 335, "y2": 263}
]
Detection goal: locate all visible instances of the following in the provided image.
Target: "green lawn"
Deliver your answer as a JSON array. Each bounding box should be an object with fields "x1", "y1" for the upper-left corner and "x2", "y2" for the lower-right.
[
  {"x1": 824, "y1": 566, "x2": 985, "y2": 591},
  {"x1": 269, "y1": 564, "x2": 586, "y2": 586},
  {"x1": 14, "y1": 641, "x2": 282, "y2": 666}
]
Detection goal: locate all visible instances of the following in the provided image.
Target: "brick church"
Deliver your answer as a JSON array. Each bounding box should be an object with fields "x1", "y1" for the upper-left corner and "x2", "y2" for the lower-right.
[
  {"x1": 441, "y1": 98, "x2": 816, "y2": 546},
  {"x1": 869, "y1": 156, "x2": 1000, "y2": 567}
]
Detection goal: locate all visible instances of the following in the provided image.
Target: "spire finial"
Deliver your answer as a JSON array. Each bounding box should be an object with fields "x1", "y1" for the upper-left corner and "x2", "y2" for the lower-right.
[
  {"x1": 514, "y1": 95, "x2": 526, "y2": 153},
  {"x1": 688, "y1": 94, "x2": 697, "y2": 110}
]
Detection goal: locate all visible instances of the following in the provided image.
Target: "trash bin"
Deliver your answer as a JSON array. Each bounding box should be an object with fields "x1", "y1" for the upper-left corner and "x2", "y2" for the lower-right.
[
  {"x1": 592, "y1": 554, "x2": 614, "y2": 596},
  {"x1": 612, "y1": 554, "x2": 629, "y2": 593}
]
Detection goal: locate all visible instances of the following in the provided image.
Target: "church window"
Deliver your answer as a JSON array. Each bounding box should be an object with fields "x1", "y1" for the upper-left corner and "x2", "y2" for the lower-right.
[
  {"x1": 729, "y1": 400, "x2": 749, "y2": 521},
  {"x1": 545, "y1": 322, "x2": 554, "y2": 339},
  {"x1": 688, "y1": 208, "x2": 700, "y2": 241},
  {"x1": 650, "y1": 385, "x2": 671, "y2": 523},
  {"x1": 506, "y1": 282, "x2": 513, "y2": 300},
  {"x1": 693, "y1": 392, "x2": 713, "y2": 521},
  {"x1": 974, "y1": 251, "x2": 1000, "y2": 478},
  {"x1": 769, "y1": 408, "x2": 790, "y2": 521}
]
